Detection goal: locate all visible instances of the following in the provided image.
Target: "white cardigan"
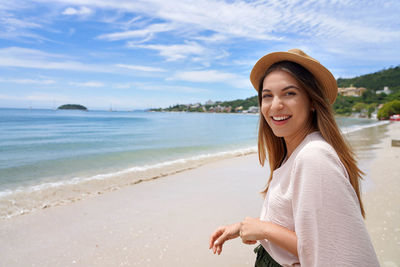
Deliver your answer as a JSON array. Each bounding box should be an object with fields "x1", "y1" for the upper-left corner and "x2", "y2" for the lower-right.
[{"x1": 259, "y1": 132, "x2": 379, "y2": 267}]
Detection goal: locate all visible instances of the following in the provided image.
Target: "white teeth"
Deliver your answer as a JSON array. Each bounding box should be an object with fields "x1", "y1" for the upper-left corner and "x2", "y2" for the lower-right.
[{"x1": 272, "y1": 115, "x2": 290, "y2": 121}]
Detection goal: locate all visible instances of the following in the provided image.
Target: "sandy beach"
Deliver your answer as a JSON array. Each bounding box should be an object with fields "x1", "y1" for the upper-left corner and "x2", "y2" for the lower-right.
[
  {"x1": 362, "y1": 122, "x2": 400, "y2": 266},
  {"x1": 1, "y1": 122, "x2": 399, "y2": 266}
]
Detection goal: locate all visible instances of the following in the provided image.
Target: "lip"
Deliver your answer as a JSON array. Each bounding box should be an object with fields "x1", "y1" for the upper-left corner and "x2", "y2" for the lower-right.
[{"x1": 270, "y1": 115, "x2": 292, "y2": 125}]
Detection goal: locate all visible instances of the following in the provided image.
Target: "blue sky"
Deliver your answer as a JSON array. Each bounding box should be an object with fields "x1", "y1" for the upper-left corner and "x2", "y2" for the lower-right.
[{"x1": 0, "y1": 0, "x2": 399, "y2": 110}]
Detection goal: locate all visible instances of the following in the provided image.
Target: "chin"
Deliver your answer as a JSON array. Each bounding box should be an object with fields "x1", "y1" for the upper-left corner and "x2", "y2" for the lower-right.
[{"x1": 270, "y1": 129, "x2": 286, "y2": 138}]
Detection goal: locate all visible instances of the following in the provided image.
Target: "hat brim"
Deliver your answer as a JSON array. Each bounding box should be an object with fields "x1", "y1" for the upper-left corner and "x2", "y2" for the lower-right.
[{"x1": 250, "y1": 51, "x2": 337, "y2": 104}]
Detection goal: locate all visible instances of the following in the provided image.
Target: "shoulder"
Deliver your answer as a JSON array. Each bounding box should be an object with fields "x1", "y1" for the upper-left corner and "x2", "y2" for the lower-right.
[
  {"x1": 291, "y1": 133, "x2": 349, "y2": 183},
  {"x1": 294, "y1": 133, "x2": 342, "y2": 167}
]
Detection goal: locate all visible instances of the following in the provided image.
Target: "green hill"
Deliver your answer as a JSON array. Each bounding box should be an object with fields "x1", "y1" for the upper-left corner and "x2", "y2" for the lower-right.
[
  {"x1": 219, "y1": 95, "x2": 258, "y2": 110},
  {"x1": 337, "y1": 66, "x2": 400, "y2": 92},
  {"x1": 152, "y1": 66, "x2": 400, "y2": 117},
  {"x1": 334, "y1": 66, "x2": 400, "y2": 116}
]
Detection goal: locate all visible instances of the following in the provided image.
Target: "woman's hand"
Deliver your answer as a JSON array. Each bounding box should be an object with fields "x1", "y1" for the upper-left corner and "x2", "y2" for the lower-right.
[
  {"x1": 209, "y1": 222, "x2": 240, "y2": 255},
  {"x1": 239, "y1": 217, "x2": 268, "y2": 243}
]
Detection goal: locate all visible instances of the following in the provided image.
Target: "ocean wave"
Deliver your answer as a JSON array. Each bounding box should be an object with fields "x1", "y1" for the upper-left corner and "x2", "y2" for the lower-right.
[
  {"x1": 340, "y1": 120, "x2": 389, "y2": 134},
  {"x1": 0, "y1": 146, "x2": 257, "y2": 219}
]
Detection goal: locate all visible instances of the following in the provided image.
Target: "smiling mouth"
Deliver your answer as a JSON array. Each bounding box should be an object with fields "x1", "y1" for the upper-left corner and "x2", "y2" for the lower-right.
[{"x1": 271, "y1": 115, "x2": 292, "y2": 121}]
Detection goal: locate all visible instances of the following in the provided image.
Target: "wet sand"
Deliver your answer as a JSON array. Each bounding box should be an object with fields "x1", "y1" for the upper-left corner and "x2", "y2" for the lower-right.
[{"x1": 0, "y1": 122, "x2": 399, "y2": 266}]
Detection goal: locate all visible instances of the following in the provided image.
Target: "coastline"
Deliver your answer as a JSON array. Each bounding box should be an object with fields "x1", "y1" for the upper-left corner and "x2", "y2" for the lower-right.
[
  {"x1": 0, "y1": 153, "x2": 267, "y2": 266},
  {"x1": 0, "y1": 122, "x2": 398, "y2": 266}
]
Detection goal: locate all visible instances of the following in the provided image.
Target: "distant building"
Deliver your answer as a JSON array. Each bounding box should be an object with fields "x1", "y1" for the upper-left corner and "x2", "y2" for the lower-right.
[
  {"x1": 376, "y1": 86, "x2": 392, "y2": 95},
  {"x1": 205, "y1": 100, "x2": 215, "y2": 105},
  {"x1": 247, "y1": 106, "x2": 259, "y2": 113},
  {"x1": 338, "y1": 86, "x2": 366, "y2": 97},
  {"x1": 235, "y1": 106, "x2": 243, "y2": 113}
]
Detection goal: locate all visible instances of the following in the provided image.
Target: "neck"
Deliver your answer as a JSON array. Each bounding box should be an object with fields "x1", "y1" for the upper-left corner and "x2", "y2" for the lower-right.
[{"x1": 284, "y1": 125, "x2": 315, "y2": 158}]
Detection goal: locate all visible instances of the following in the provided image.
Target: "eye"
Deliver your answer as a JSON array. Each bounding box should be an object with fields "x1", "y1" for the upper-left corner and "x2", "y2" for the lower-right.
[
  {"x1": 262, "y1": 93, "x2": 272, "y2": 99},
  {"x1": 285, "y1": 91, "x2": 296, "y2": 96}
]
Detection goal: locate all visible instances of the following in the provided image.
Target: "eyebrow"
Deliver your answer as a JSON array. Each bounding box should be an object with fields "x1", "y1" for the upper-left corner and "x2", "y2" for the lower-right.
[{"x1": 262, "y1": 85, "x2": 300, "y2": 92}]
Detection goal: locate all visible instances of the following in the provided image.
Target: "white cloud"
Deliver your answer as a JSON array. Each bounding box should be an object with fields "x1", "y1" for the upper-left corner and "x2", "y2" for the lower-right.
[
  {"x1": 132, "y1": 82, "x2": 209, "y2": 93},
  {"x1": 62, "y1": 6, "x2": 92, "y2": 16},
  {"x1": 194, "y1": 33, "x2": 228, "y2": 43},
  {"x1": 115, "y1": 64, "x2": 165, "y2": 72},
  {"x1": 37, "y1": 0, "x2": 399, "y2": 45},
  {"x1": 128, "y1": 41, "x2": 205, "y2": 61},
  {"x1": 97, "y1": 23, "x2": 175, "y2": 42},
  {"x1": 1, "y1": 16, "x2": 41, "y2": 30},
  {"x1": 0, "y1": 47, "x2": 116, "y2": 73},
  {"x1": 69, "y1": 81, "x2": 105, "y2": 87},
  {"x1": 0, "y1": 47, "x2": 172, "y2": 75},
  {"x1": 0, "y1": 77, "x2": 55, "y2": 85},
  {"x1": 170, "y1": 70, "x2": 249, "y2": 88}
]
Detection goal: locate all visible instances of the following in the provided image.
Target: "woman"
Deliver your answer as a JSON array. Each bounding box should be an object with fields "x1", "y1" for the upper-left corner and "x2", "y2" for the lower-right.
[{"x1": 209, "y1": 49, "x2": 379, "y2": 266}]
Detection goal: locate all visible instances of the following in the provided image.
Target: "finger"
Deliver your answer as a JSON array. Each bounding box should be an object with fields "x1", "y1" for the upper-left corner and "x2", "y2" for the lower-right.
[
  {"x1": 213, "y1": 243, "x2": 222, "y2": 254},
  {"x1": 214, "y1": 232, "x2": 227, "y2": 247},
  {"x1": 217, "y1": 244, "x2": 223, "y2": 255},
  {"x1": 213, "y1": 232, "x2": 227, "y2": 254},
  {"x1": 209, "y1": 229, "x2": 223, "y2": 249}
]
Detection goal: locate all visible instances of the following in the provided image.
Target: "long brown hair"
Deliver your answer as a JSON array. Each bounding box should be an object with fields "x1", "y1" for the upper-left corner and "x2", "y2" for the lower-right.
[{"x1": 257, "y1": 61, "x2": 365, "y2": 218}]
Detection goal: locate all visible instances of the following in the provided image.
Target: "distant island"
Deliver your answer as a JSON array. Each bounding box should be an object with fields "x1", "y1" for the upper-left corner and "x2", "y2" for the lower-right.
[{"x1": 57, "y1": 104, "x2": 87, "y2": 111}]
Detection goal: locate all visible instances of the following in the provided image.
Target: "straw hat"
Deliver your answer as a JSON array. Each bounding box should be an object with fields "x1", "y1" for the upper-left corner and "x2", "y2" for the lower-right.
[{"x1": 250, "y1": 48, "x2": 338, "y2": 104}]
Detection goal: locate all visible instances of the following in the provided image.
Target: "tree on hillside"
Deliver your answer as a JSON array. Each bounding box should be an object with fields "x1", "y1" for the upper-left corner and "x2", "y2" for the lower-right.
[{"x1": 377, "y1": 100, "x2": 400, "y2": 120}]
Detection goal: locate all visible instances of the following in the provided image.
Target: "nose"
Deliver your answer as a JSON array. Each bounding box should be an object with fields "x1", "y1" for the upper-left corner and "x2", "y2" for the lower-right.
[{"x1": 270, "y1": 96, "x2": 283, "y2": 111}]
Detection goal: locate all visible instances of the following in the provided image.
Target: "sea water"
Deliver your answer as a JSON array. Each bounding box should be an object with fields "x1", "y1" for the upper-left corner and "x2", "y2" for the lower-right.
[{"x1": 0, "y1": 108, "x2": 388, "y2": 218}]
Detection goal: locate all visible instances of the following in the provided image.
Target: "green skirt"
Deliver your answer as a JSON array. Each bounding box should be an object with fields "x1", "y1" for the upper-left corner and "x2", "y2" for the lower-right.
[{"x1": 254, "y1": 244, "x2": 282, "y2": 267}]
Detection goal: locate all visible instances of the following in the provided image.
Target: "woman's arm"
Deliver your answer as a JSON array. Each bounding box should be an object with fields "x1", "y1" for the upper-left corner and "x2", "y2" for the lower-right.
[{"x1": 240, "y1": 217, "x2": 298, "y2": 257}]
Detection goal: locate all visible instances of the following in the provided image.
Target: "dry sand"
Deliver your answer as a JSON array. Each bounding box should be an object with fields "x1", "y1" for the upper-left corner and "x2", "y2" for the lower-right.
[{"x1": 0, "y1": 122, "x2": 399, "y2": 266}]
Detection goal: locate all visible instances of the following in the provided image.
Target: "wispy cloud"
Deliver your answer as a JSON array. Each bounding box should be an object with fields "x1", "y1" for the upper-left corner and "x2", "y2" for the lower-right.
[
  {"x1": 170, "y1": 70, "x2": 249, "y2": 88},
  {"x1": 0, "y1": 47, "x2": 117, "y2": 73},
  {"x1": 128, "y1": 41, "x2": 206, "y2": 61},
  {"x1": 69, "y1": 81, "x2": 105, "y2": 87},
  {"x1": 0, "y1": 77, "x2": 56, "y2": 85},
  {"x1": 39, "y1": 0, "x2": 399, "y2": 45},
  {"x1": 62, "y1": 6, "x2": 93, "y2": 16},
  {"x1": 97, "y1": 23, "x2": 175, "y2": 42},
  {"x1": 115, "y1": 64, "x2": 166, "y2": 72},
  {"x1": 132, "y1": 82, "x2": 209, "y2": 93},
  {"x1": 0, "y1": 47, "x2": 172, "y2": 75}
]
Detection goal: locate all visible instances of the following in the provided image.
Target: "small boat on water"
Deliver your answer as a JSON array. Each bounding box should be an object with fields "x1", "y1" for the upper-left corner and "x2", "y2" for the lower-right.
[{"x1": 389, "y1": 114, "x2": 400, "y2": 121}]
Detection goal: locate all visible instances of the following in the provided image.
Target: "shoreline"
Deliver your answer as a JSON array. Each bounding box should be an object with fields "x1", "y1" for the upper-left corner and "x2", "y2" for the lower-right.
[
  {"x1": 0, "y1": 119, "x2": 387, "y2": 220},
  {"x1": 0, "y1": 146, "x2": 257, "y2": 220},
  {"x1": 0, "y1": 122, "x2": 398, "y2": 266}
]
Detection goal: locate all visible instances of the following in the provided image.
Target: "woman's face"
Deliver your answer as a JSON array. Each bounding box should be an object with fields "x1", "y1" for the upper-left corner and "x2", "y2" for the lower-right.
[{"x1": 261, "y1": 70, "x2": 313, "y2": 142}]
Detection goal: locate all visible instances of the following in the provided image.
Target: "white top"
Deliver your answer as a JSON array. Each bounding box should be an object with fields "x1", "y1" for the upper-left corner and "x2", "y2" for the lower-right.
[{"x1": 259, "y1": 132, "x2": 379, "y2": 267}]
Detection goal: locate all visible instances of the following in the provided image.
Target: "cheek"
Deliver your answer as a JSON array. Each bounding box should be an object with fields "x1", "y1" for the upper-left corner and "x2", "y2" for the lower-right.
[{"x1": 261, "y1": 104, "x2": 270, "y2": 121}]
